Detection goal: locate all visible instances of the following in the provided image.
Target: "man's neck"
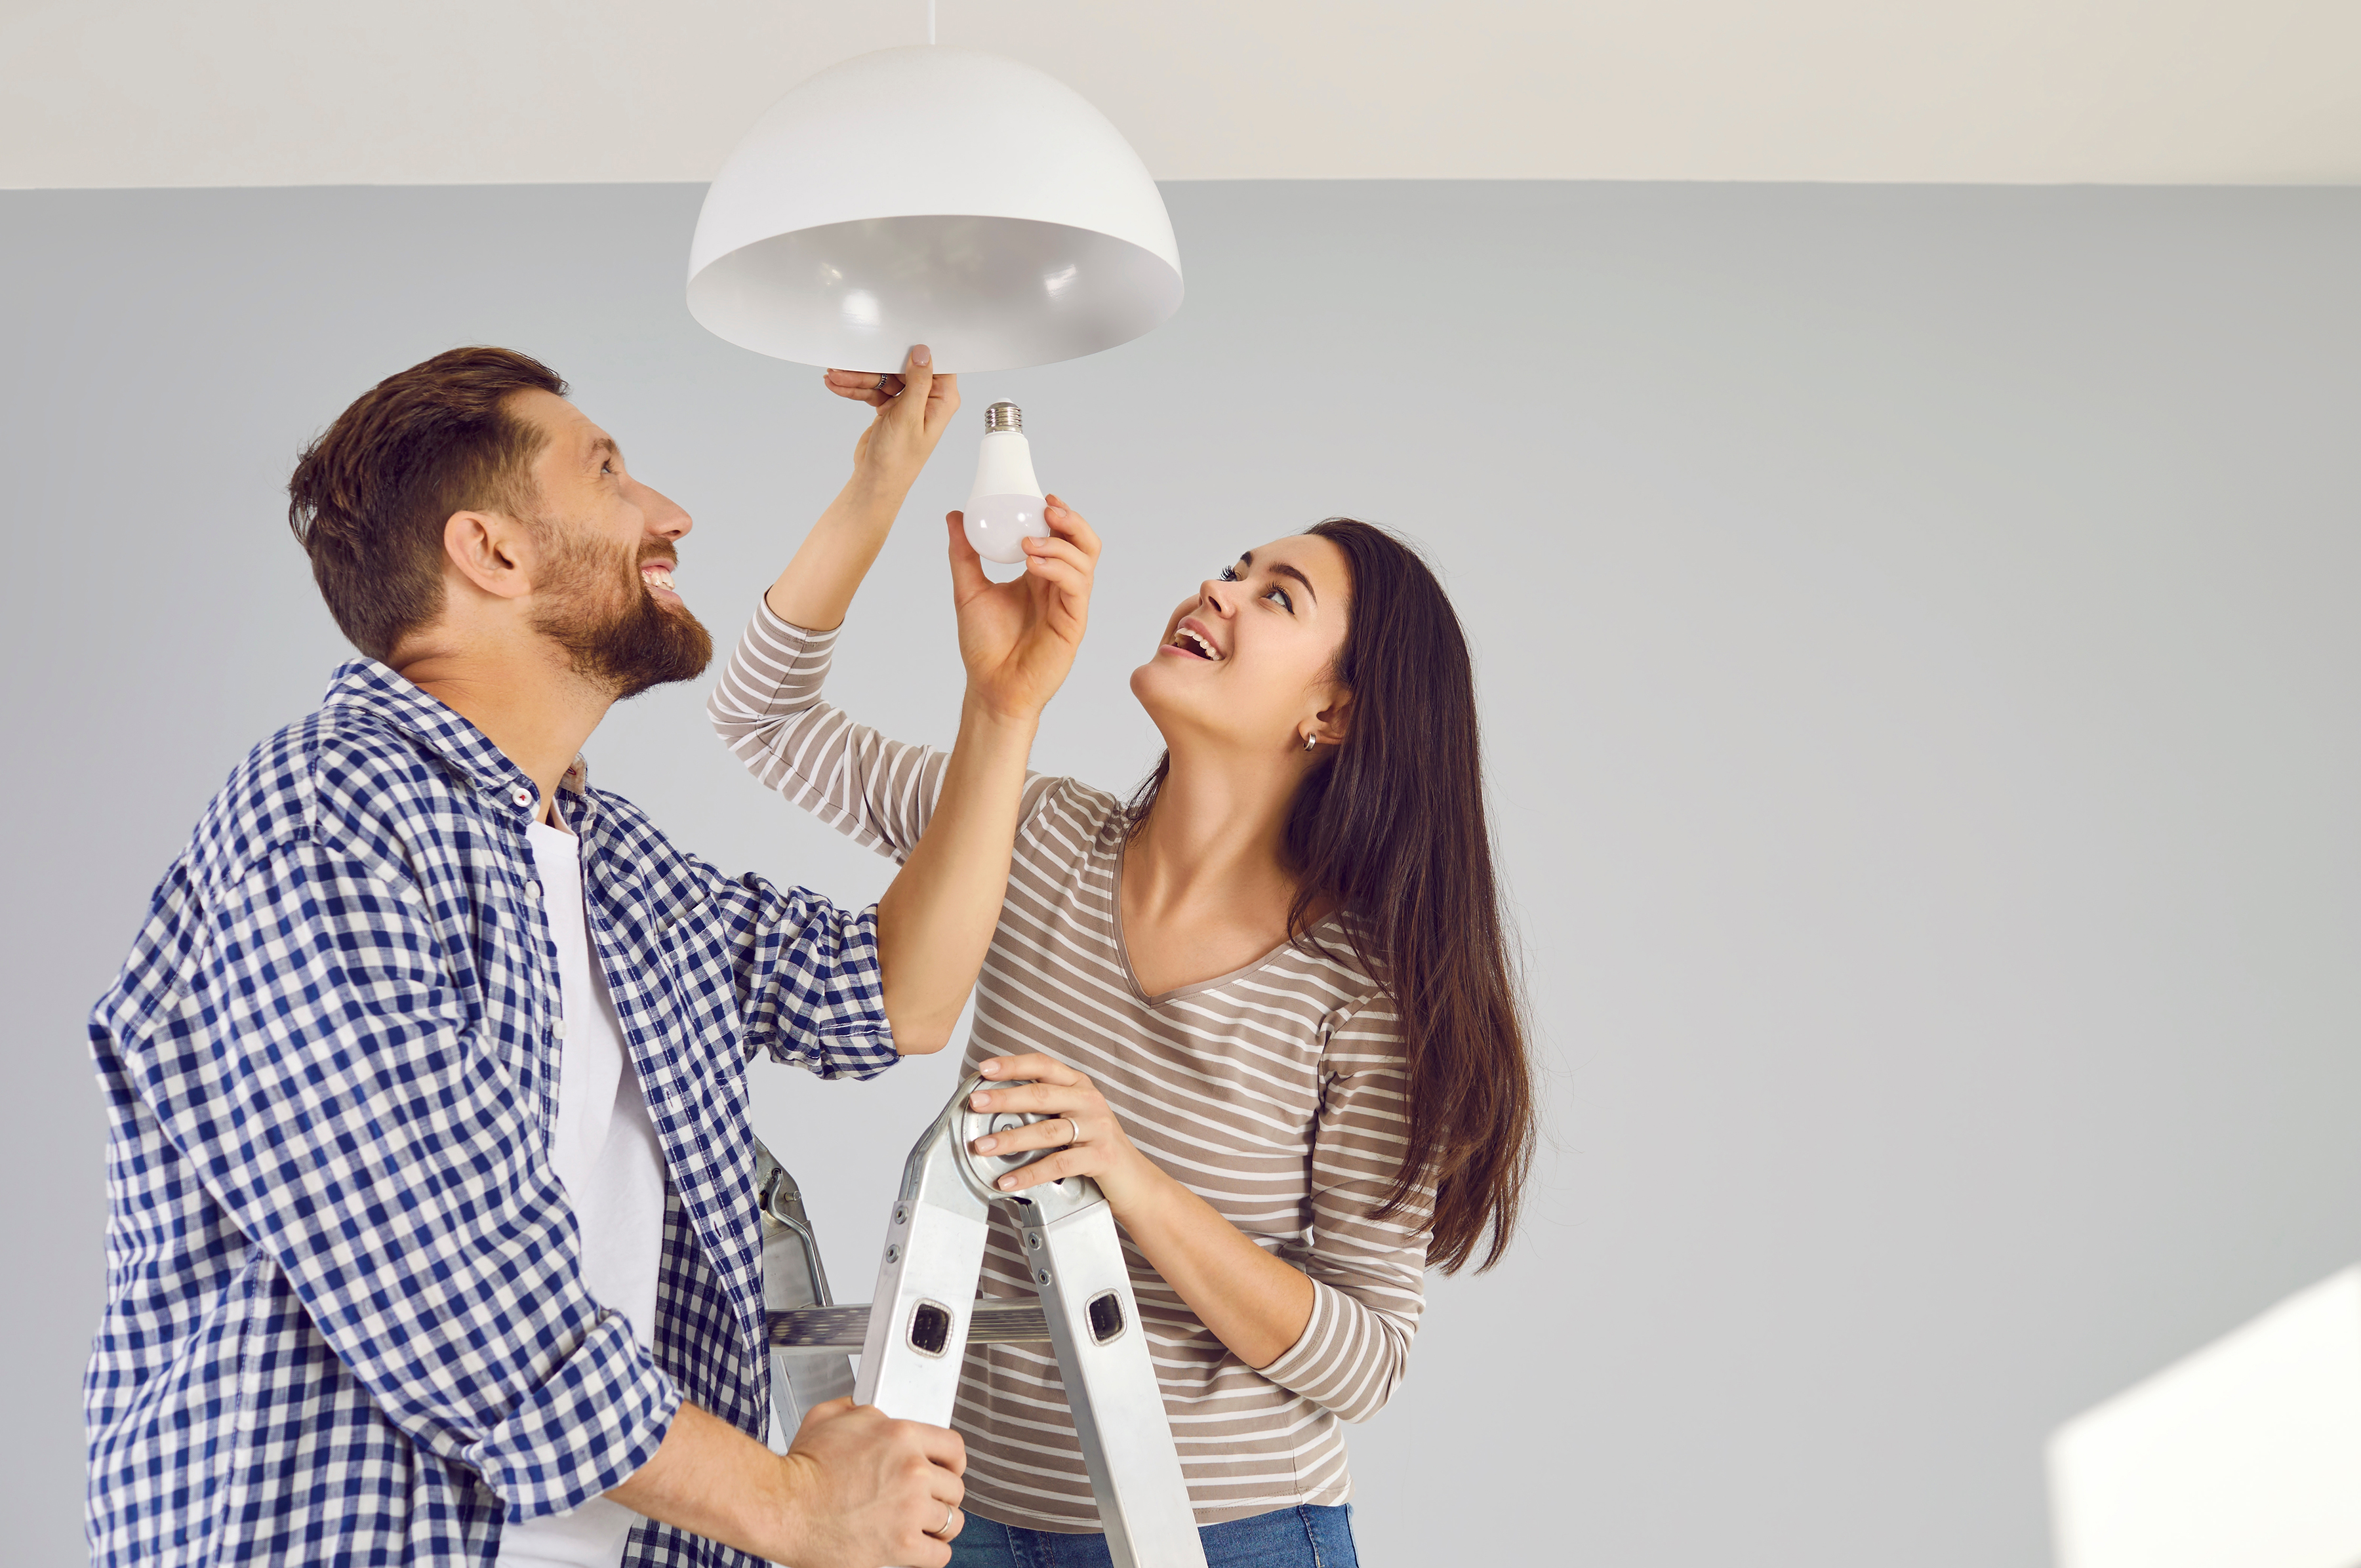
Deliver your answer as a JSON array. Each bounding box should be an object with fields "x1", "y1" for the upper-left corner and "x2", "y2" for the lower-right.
[{"x1": 394, "y1": 640, "x2": 611, "y2": 823}]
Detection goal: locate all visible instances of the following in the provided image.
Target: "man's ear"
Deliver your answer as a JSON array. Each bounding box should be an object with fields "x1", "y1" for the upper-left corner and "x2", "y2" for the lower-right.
[{"x1": 443, "y1": 510, "x2": 537, "y2": 601}]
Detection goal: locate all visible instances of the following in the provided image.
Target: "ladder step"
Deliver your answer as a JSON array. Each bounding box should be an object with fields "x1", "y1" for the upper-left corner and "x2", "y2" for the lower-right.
[{"x1": 768, "y1": 1300, "x2": 1050, "y2": 1347}]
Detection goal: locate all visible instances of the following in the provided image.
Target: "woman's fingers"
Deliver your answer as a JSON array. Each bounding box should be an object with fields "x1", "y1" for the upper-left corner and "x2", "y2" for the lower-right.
[
  {"x1": 885, "y1": 346, "x2": 932, "y2": 420},
  {"x1": 990, "y1": 1146, "x2": 1097, "y2": 1194},
  {"x1": 965, "y1": 1055, "x2": 1146, "y2": 1198},
  {"x1": 1039, "y1": 497, "x2": 1102, "y2": 559},
  {"x1": 1020, "y1": 536, "x2": 1091, "y2": 576},
  {"x1": 969, "y1": 1112, "x2": 1086, "y2": 1156},
  {"x1": 944, "y1": 514, "x2": 987, "y2": 603},
  {"x1": 1021, "y1": 558, "x2": 1088, "y2": 599},
  {"x1": 822, "y1": 346, "x2": 938, "y2": 411},
  {"x1": 822, "y1": 368, "x2": 901, "y2": 407},
  {"x1": 976, "y1": 1053, "x2": 1081, "y2": 1085},
  {"x1": 922, "y1": 370, "x2": 961, "y2": 437},
  {"x1": 967, "y1": 1080, "x2": 1073, "y2": 1114}
]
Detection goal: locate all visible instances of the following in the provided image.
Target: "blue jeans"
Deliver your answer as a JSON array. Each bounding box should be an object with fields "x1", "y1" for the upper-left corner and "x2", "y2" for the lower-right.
[{"x1": 947, "y1": 1505, "x2": 1358, "y2": 1568}]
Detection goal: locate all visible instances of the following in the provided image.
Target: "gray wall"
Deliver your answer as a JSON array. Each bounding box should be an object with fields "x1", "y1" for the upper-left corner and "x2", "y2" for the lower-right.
[{"x1": 4, "y1": 182, "x2": 2356, "y2": 1567}]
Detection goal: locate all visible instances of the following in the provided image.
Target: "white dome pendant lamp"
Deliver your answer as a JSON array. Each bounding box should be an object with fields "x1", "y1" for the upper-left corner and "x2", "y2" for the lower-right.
[{"x1": 687, "y1": 34, "x2": 1183, "y2": 374}]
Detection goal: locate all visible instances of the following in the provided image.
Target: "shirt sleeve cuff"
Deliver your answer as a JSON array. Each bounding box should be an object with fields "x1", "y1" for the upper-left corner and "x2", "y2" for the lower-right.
[
  {"x1": 769, "y1": 900, "x2": 900, "y2": 1081},
  {"x1": 751, "y1": 594, "x2": 842, "y2": 653},
  {"x1": 1253, "y1": 1278, "x2": 1397, "y2": 1424},
  {"x1": 463, "y1": 1309, "x2": 681, "y2": 1523}
]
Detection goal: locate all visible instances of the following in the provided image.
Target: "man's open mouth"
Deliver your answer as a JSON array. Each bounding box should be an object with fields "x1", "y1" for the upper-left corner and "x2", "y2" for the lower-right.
[{"x1": 641, "y1": 562, "x2": 678, "y2": 594}]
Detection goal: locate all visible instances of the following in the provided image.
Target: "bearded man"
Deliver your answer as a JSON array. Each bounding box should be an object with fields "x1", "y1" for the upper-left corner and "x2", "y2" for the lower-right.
[{"x1": 83, "y1": 344, "x2": 1087, "y2": 1568}]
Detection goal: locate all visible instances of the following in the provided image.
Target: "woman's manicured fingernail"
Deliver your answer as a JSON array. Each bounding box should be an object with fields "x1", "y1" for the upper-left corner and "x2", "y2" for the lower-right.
[
  {"x1": 911, "y1": 345, "x2": 931, "y2": 367},
  {"x1": 975, "y1": 1136, "x2": 997, "y2": 1152},
  {"x1": 980, "y1": 1061, "x2": 1000, "y2": 1075},
  {"x1": 999, "y1": 1176, "x2": 1016, "y2": 1190},
  {"x1": 972, "y1": 1093, "x2": 991, "y2": 1108}
]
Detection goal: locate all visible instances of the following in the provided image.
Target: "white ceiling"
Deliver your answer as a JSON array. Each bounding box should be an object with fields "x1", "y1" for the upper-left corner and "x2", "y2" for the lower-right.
[{"x1": 5, "y1": 0, "x2": 2358, "y2": 188}]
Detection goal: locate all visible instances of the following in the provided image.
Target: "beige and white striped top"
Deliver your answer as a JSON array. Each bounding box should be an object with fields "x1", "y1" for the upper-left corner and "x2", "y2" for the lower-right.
[{"x1": 710, "y1": 603, "x2": 1430, "y2": 1530}]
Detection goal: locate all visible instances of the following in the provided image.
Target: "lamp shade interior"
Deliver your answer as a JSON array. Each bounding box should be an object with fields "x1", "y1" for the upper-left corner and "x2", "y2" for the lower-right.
[
  {"x1": 688, "y1": 213, "x2": 1183, "y2": 374},
  {"x1": 687, "y1": 47, "x2": 1183, "y2": 374}
]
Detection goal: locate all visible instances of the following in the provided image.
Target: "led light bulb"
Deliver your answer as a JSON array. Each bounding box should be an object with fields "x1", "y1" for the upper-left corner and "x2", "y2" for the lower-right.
[{"x1": 963, "y1": 401, "x2": 1049, "y2": 565}]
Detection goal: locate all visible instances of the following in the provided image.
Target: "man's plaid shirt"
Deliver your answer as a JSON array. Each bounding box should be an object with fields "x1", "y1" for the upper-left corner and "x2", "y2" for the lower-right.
[{"x1": 86, "y1": 658, "x2": 900, "y2": 1566}]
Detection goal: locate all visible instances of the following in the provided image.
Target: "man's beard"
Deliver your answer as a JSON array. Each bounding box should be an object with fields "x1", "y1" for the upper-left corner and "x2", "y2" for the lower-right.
[{"x1": 531, "y1": 529, "x2": 713, "y2": 700}]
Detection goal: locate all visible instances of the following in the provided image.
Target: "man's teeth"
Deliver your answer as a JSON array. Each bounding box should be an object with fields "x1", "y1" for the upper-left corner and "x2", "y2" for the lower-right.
[{"x1": 643, "y1": 567, "x2": 676, "y2": 591}]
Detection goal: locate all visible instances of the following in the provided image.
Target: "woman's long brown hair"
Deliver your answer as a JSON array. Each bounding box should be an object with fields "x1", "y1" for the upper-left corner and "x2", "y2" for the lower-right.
[{"x1": 1129, "y1": 518, "x2": 1535, "y2": 1273}]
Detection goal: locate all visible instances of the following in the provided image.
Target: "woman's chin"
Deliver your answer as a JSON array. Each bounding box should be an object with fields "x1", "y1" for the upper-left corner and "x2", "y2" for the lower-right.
[
  {"x1": 1128, "y1": 659, "x2": 1194, "y2": 723},
  {"x1": 1127, "y1": 659, "x2": 1163, "y2": 707}
]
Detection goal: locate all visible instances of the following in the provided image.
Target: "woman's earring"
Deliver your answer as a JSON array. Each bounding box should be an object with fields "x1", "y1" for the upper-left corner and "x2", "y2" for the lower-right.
[{"x1": 1302, "y1": 733, "x2": 1318, "y2": 753}]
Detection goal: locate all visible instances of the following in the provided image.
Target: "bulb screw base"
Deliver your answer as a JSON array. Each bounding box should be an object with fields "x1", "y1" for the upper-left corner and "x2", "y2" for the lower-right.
[{"x1": 983, "y1": 401, "x2": 1023, "y2": 433}]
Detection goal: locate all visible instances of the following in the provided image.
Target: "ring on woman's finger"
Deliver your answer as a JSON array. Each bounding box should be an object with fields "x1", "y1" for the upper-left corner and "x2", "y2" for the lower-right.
[
  {"x1": 876, "y1": 373, "x2": 900, "y2": 396},
  {"x1": 925, "y1": 1505, "x2": 958, "y2": 1541},
  {"x1": 1056, "y1": 1116, "x2": 1081, "y2": 1148}
]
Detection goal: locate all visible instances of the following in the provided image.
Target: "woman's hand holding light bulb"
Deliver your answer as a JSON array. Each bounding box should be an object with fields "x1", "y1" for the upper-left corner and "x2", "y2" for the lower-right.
[{"x1": 947, "y1": 495, "x2": 1099, "y2": 725}]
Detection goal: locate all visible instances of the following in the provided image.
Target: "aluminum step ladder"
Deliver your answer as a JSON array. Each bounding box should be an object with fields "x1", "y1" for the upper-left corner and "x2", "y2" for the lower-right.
[{"x1": 757, "y1": 1072, "x2": 1208, "y2": 1568}]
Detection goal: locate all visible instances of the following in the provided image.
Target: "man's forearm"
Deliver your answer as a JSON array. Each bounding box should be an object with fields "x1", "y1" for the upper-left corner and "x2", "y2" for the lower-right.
[
  {"x1": 606, "y1": 1401, "x2": 796, "y2": 1559},
  {"x1": 875, "y1": 698, "x2": 1038, "y2": 1053},
  {"x1": 609, "y1": 1397, "x2": 965, "y2": 1568}
]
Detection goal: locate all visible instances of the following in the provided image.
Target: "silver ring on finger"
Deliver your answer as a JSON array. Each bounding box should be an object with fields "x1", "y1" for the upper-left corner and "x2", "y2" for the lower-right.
[
  {"x1": 876, "y1": 374, "x2": 899, "y2": 397},
  {"x1": 1059, "y1": 1116, "x2": 1081, "y2": 1148},
  {"x1": 927, "y1": 1505, "x2": 958, "y2": 1540}
]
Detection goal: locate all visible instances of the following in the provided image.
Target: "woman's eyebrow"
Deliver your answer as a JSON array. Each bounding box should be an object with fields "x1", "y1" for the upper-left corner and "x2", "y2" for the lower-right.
[
  {"x1": 1238, "y1": 549, "x2": 1318, "y2": 605},
  {"x1": 1268, "y1": 563, "x2": 1318, "y2": 605}
]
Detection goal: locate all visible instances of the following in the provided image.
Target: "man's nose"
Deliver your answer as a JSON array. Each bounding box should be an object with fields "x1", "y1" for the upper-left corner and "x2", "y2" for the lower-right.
[{"x1": 636, "y1": 479, "x2": 692, "y2": 540}]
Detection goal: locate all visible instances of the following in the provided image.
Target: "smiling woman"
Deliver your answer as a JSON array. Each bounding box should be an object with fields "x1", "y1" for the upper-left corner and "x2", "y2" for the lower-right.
[{"x1": 707, "y1": 357, "x2": 1535, "y2": 1568}]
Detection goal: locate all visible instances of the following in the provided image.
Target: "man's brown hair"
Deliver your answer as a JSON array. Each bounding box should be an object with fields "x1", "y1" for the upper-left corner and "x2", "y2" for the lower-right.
[{"x1": 288, "y1": 346, "x2": 567, "y2": 662}]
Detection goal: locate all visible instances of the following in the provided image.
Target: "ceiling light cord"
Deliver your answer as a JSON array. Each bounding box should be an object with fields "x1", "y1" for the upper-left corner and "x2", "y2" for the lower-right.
[{"x1": 928, "y1": 1, "x2": 937, "y2": 45}]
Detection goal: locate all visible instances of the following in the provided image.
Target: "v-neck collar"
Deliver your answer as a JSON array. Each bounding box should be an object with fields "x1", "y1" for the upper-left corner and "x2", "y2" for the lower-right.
[{"x1": 1106, "y1": 823, "x2": 1338, "y2": 1007}]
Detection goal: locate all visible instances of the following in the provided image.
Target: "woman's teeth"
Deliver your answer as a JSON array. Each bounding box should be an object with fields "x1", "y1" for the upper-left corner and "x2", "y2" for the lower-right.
[{"x1": 1172, "y1": 628, "x2": 1221, "y2": 660}]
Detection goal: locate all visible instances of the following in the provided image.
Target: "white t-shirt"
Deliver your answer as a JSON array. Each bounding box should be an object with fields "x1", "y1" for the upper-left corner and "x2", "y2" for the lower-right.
[{"x1": 499, "y1": 816, "x2": 670, "y2": 1568}]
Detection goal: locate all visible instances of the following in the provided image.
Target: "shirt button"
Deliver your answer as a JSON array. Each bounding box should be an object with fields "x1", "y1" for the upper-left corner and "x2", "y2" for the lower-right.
[
  {"x1": 512, "y1": 786, "x2": 534, "y2": 808},
  {"x1": 525, "y1": 882, "x2": 542, "y2": 902}
]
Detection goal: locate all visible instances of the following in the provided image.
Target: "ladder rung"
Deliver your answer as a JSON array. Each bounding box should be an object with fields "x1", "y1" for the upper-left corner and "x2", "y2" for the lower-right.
[{"x1": 769, "y1": 1300, "x2": 1050, "y2": 1347}]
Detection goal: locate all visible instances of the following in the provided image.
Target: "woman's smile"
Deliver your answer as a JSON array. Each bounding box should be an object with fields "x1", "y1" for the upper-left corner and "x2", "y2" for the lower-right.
[{"x1": 1161, "y1": 616, "x2": 1224, "y2": 661}]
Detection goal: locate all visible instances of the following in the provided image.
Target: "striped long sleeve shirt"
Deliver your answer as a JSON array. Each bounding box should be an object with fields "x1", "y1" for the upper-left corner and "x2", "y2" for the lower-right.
[{"x1": 710, "y1": 604, "x2": 1430, "y2": 1531}]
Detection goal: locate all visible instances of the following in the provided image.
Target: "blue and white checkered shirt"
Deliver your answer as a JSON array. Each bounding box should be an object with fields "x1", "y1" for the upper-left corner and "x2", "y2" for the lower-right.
[{"x1": 86, "y1": 658, "x2": 900, "y2": 1566}]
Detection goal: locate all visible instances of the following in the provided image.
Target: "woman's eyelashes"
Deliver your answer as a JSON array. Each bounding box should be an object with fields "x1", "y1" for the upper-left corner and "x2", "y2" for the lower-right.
[{"x1": 1217, "y1": 563, "x2": 1293, "y2": 613}]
